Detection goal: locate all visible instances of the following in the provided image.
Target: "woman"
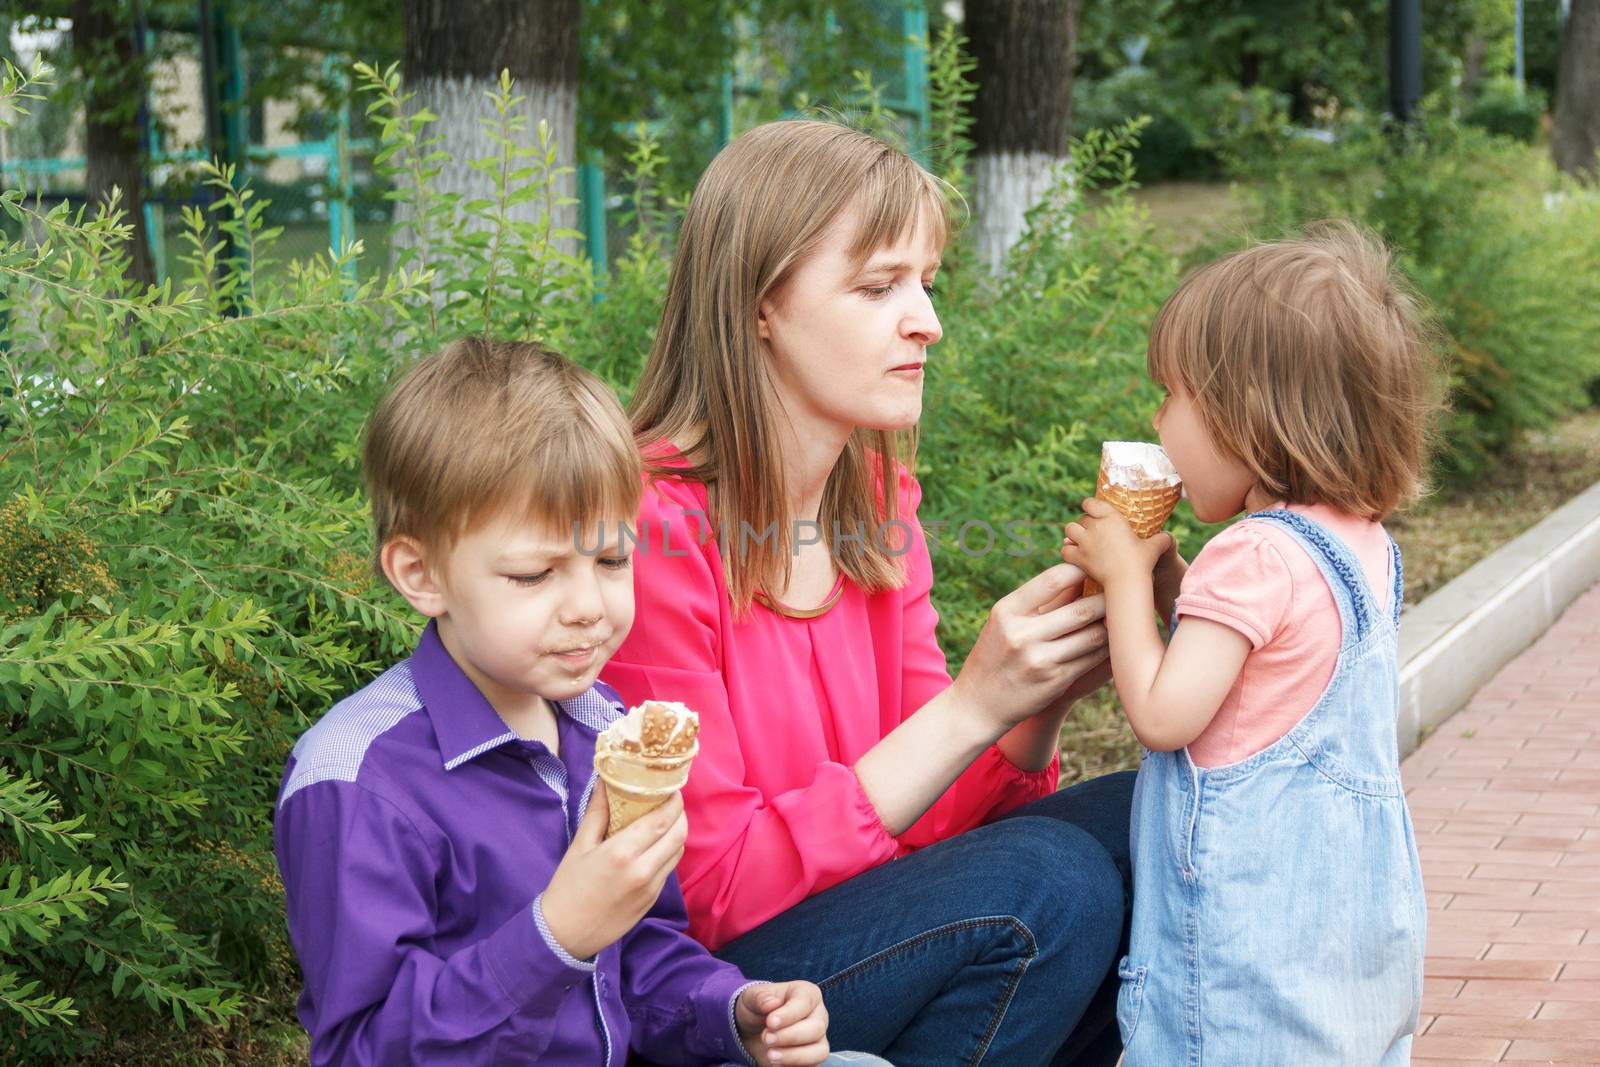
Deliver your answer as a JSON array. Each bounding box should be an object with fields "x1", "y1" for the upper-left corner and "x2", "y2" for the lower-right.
[{"x1": 604, "y1": 120, "x2": 1136, "y2": 1066}]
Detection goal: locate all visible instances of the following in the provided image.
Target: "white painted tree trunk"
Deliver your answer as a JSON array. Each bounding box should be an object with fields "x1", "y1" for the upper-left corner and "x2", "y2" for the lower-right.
[
  {"x1": 396, "y1": 75, "x2": 578, "y2": 255},
  {"x1": 973, "y1": 150, "x2": 1070, "y2": 273}
]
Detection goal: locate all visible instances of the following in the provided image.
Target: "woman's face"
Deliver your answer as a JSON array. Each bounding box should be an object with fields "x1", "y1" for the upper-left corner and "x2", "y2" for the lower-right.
[{"x1": 758, "y1": 204, "x2": 943, "y2": 444}]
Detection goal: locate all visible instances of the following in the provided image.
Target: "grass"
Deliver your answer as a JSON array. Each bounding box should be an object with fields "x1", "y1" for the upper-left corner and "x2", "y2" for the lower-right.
[
  {"x1": 1057, "y1": 407, "x2": 1600, "y2": 786},
  {"x1": 1388, "y1": 411, "x2": 1600, "y2": 604}
]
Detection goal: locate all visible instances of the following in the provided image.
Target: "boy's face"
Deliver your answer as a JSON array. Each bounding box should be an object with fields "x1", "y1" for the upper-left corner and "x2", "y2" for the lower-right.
[{"x1": 393, "y1": 509, "x2": 636, "y2": 719}]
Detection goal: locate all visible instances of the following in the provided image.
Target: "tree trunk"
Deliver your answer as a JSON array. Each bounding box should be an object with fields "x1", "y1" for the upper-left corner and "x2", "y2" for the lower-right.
[
  {"x1": 966, "y1": 0, "x2": 1078, "y2": 273},
  {"x1": 402, "y1": 0, "x2": 581, "y2": 249},
  {"x1": 1552, "y1": 0, "x2": 1600, "y2": 181},
  {"x1": 71, "y1": 0, "x2": 155, "y2": 289},
  {"x1": 1461, "y1": 33, "x2": 1487, "y2": 104}
]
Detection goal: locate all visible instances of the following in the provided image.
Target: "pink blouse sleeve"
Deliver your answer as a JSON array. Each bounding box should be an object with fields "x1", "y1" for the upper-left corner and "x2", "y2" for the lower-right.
[
  {"x1": 891, "y1": 469, "x2": 1060, "y2": 851},
  {"x1": 603, "y1": 480, "x2": 900, "y2": 951}
]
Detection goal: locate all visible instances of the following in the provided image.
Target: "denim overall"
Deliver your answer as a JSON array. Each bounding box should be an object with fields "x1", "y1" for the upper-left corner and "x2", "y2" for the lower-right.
[{"x1": 1118, "y1": 509, "x2": 1425, "y2": 1066}]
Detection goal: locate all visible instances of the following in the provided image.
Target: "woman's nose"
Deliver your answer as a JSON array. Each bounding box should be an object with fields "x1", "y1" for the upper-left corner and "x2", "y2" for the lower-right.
[{"x1": 903, "y1": 290, "x2": 942, "y2": 346}]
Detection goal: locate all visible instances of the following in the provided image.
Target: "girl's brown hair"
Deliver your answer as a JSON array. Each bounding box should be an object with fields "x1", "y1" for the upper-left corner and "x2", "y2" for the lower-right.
[
  {"x1": 630, "y1": 119, "x2": 952, "y2": 612},
  {"x1": 1148, "y1": 220, "x2": 1444, "y2": 520}
]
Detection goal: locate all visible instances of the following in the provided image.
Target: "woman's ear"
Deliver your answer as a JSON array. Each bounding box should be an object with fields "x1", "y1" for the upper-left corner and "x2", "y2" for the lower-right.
[{"x1": 380, "y1": 535, "x2": 448, "y2": 618}]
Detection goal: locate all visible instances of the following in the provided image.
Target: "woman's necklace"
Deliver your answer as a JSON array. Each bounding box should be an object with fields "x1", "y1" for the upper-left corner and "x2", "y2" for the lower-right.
[{"x1": 755, "y1": 571, "x2": 846, "y2": 619}]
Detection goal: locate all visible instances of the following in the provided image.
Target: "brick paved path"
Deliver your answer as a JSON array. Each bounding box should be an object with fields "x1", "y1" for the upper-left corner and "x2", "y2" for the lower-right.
[{"x1": 1402, "y1": 581, "x2": 1600, "y2": 1065}]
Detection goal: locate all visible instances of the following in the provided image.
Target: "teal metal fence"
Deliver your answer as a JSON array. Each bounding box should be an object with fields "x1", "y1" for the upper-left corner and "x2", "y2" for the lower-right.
[{"x1": 2, "y1": 2, "x2": 931, "y2": 284}]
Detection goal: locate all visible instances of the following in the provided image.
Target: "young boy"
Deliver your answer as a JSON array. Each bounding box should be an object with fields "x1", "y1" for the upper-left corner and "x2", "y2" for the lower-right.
[{"x1": 274, "y1": 339, "x2": 833, "y2": 1066}]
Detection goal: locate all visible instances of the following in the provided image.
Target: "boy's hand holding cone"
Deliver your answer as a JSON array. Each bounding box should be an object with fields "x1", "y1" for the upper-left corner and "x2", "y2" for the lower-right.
[
  {"x1": 1071, "y1": 441, "x2": 1183, "y2": 596},
  {"x1": 539, "y1": 787, "x2": 689, "y2": 961},
  {"x1": 540, "y1": 701, "x2": 702, "y2": 961}
]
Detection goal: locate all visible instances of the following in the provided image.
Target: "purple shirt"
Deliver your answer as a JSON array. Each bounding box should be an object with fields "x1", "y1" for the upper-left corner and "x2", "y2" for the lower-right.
[{"x1": 274, "y1": 622, "x2": 759, "y2": 1066}]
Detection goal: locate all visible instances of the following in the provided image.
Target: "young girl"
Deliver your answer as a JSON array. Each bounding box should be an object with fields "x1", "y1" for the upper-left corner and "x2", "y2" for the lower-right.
[{"x1": 1061, "y1": 221, "x2": 1439, "y2": 1065}]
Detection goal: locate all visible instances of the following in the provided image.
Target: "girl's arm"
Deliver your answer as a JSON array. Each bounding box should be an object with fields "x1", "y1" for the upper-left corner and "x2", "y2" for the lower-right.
[
  {"x1": 1063, "y1": 498, "x2": 1248, "y2": 751},
  {"x1": 1099, "y1": 571, "x2": 1249, "y2": 750}
]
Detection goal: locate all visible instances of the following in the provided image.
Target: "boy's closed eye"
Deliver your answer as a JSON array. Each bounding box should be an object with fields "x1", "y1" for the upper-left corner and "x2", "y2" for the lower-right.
[{"x1": 507, "y1": 556, "x2": 631, "y2": 586}]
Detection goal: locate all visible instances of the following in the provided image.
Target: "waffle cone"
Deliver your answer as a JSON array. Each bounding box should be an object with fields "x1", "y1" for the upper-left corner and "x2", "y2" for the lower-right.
[
  {"x1": 1082, "y1": 466, "x2": 1182, "y2": 596},
  {"x1": 593, "y1": 744, "x2": 698, "y2": 838}
]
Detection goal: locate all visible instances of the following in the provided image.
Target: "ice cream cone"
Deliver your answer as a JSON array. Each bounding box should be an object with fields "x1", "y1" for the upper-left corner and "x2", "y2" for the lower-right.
[
  {"x1": 593, "y1": 746, "x2": 698, "y2": 837},
  {"x1": 1081, "y1": 442, "x2": 1182, "y2": 597},
  {"x1": 591, "y1": 700, "x2": 701, "y2": 838}
]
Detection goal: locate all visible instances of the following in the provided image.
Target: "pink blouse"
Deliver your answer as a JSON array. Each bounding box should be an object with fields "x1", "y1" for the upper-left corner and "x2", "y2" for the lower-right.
[{"x1": 602, "y1": 449, "x2": 1060, "y2": 950}]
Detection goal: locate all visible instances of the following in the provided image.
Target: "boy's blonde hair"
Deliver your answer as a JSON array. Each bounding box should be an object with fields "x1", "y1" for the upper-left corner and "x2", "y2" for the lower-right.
[
  {"x1": 1148, "y1": 221, "x2": 1443, "y2": 521},
  {"x1": 363, "y1": 338, "x2": 642, "y2": 576},
  {"x1": 630, "y1": 119, "x2": 953, "y2": 614}
]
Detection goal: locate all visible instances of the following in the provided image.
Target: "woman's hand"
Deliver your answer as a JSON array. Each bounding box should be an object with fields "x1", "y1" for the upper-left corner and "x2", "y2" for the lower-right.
[
  {"x1": 736, "y1": 981, "x2": 830, "y2": 1066},
  {"x1": 951, "y1": 562, "x2": 1110, "y2": 734}
]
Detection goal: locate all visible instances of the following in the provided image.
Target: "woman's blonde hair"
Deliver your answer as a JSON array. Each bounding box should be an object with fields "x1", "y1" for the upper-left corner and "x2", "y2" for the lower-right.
[
  {"x1": 1148, "y1": 220, "x2": 1444, "y2": 521},
  {"x1": 630, "y1": 119, "x2": 952, "y2": 612},
  {"x1": 363, "y1": 337, "x2": 642, "y2": 577}
]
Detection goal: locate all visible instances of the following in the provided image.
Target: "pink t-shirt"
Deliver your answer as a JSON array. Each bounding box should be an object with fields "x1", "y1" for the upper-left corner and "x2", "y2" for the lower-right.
[
  {"x1": 602, "y1": 449, "x2": 1058, "y2": 950},
  {"x1": 1174, "y1": 503, "x2": 1393, "y2": 769}
]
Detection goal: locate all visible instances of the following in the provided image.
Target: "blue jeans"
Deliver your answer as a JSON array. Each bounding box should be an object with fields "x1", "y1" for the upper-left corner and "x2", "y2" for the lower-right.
[{"x1": 714, "y1": 772, "x2": 1136, "y2": 1067}]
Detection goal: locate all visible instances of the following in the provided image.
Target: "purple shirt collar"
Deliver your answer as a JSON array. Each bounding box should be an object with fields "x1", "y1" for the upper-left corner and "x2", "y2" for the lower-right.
[{"x1": 409, "y1": 621, "x2": 622, "y2": 772}]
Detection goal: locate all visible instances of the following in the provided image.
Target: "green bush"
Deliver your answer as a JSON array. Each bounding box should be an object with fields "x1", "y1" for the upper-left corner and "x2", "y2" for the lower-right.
[
  {"x1": 1226, "y1": 97, "x2": 1600, "y2": 480},
  {"x1": 917, "y1": 118, "x2": 1224, "y2": 661},
  {"x1": 1463, "y1": 76, "x2": 1547, "y2": 143},
  {"x1": 0, "y1": 58, "x2": 667, "y2": 1061},
  {"x1": 1075, "y1": 68, "x2": 1217, "y2": 181}
]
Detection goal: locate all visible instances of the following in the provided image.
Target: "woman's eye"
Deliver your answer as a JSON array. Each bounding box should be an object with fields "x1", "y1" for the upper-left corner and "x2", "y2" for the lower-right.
[
  {"x1": 860, "y1": 285, "x2": 892, "y2": 298},
  {"x1": 509, "y1": 571, "x2": 551, "y2": 587},
  {"x1": 599, "y1": 556, "x2": 632, "y2": 571},
  {"x1": 922, "y1": 281, "x2": 937, "y2": 297}
]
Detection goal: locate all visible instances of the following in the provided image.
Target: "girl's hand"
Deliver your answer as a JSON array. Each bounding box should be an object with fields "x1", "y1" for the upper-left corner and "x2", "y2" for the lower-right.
[
  {"x1": 1061, "y1": 498, "x2": 1170, "y2": 587},
  {"x1": 736, "y1": 980, "x2": 830, "y2": 1066},
  {"x1": 539, "y1": 784, "x2": 688, "y2": 962},
  {"x1": 952, "y1": 563, "x2": 1109, "y2": 732},
  {"x1": 1152, "y1": 533, "x2": 1188, "y2": 624}
]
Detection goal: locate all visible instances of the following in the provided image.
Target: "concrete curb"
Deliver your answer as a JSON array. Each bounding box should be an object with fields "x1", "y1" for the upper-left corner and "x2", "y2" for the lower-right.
[{"x1": 1397, "y1": 477, "x2": 1600, "y2": 756}]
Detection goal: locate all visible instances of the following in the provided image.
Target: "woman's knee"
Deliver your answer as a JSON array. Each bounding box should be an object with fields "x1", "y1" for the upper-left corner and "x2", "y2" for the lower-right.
[
  {"x1": 1003, "y1": 770, "x2": 1136, "y2": 893},
  {"x1": 961, "y1": 816, "x2": 1125, "y2": 960}
]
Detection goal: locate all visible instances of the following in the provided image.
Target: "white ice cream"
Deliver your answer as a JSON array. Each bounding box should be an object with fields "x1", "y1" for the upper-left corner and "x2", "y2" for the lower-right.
[
  {"x1": 603, "y1": 700, "x2": 698, "y2": 754},
  {"x1": 1101, "y1": 441, "x2": 1181, "y2": 489}
]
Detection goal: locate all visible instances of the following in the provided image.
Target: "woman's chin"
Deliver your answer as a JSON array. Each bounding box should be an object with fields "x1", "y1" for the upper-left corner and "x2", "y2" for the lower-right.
[{"x1": 857, "y1": 404, "x2": 922, "y2": 433}]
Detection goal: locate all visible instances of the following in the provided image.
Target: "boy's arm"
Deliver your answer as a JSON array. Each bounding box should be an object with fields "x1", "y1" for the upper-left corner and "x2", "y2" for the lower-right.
[
  {"x1": 275, "y1": 779, "x2": 591, "y2": 1066},
  {"x1": 617, "y1": 872, "x2": 761, "y2": 1067}
]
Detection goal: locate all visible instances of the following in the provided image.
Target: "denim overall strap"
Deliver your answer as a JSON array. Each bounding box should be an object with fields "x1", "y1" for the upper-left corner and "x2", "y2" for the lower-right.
[
  {"x1": 1242, "y1": 508, "x2": 1383, "y2": 646},
  {"x1": 1387, "y1": 534, "x2": 1405, "y2": 627}
]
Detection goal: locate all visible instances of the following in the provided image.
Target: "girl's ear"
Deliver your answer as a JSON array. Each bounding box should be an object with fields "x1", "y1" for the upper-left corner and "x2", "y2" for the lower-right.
[{"x1": 381, "y1": 535, "x2": 447, "y2": 618}]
